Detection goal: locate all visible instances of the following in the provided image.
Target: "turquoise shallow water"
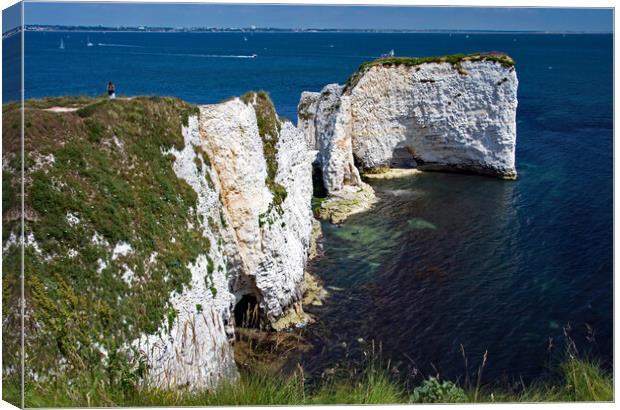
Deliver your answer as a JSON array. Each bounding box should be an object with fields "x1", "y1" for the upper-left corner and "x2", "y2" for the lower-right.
[{"x1": 6, "y1": 31, "x2": 613, "y2": 384}]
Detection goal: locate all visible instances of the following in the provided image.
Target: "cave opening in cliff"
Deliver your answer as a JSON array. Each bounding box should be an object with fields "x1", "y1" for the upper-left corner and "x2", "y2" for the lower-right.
[
  {"x1": 390, "y1": 146, "x2": 418, "y2": 168},
  {"x1": 312, "y1": 165, "x2": 328, "y2": 198},
  {"x1": 234, "y1": 294, "x2": 262, "y2": 328}
]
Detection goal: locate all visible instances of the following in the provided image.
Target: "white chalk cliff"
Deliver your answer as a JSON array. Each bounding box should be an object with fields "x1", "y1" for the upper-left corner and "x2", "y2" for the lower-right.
[
  {"x1": 299, "y1": 55, "x2": 518, "y2": 194},
  {"x1": 199, "y1": 97, "x2": 313, "y2": 322},
  {"x1": 137, "y1": 95, "x2": 314, "y2": 390}
]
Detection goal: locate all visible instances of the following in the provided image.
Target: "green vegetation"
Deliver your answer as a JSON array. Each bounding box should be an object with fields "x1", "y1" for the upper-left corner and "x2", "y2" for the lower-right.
[
  {"x1": 240, "y1": 91, "x2": 288, "y2": 225},
  {"x1": 3, "y1": 353, "x2": 611, "y2": 406},
  {"x1": 411, "y1": 377, "x2": 468, "y2": 403},
  {"x1": 345, "y1": 52, "x2": 515, "y2": 91},
  {"x1": 2, "y1": 96, "x2": 210, "y2": 403},
  {"x1": 474, "y1": 355, "x2": 614, "y2": 402}
]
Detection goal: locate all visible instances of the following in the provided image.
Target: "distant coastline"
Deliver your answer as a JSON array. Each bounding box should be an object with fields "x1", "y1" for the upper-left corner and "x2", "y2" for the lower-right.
[{"x1": 2, "y1": 24, "x2": 612, "y2": 38}]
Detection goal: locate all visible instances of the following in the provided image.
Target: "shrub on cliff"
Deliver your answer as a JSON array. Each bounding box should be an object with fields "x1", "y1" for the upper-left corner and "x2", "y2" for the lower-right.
[{"x1": 410, "y1": 377, "x2": 468, "y2": 403}]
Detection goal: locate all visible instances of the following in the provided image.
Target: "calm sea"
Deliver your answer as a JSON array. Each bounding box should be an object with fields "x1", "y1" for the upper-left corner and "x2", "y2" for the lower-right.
[{"x1": 14, "y1": 31, "x2": 615, "y2": 384}]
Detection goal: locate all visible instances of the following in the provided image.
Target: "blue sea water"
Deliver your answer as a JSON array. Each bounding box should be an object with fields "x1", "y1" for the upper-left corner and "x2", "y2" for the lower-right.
[{"x1": 16, "y1": 32, "x2": 614, "y2": 384}]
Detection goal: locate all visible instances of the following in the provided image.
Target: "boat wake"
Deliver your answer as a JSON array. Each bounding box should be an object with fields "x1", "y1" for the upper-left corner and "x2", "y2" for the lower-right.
[
  {"x1": 152, "y1": 52, "x2": 258, "y2": 59},
  {"x1": 115, "y1": 51, "x2": 258, "y2": 59},
  {"x1": 97, "y1": 43, "x2": 143, "y2": 48}
]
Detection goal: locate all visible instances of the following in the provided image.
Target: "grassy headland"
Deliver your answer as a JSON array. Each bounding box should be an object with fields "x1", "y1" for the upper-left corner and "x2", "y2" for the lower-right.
[{"x1": 2, "y1": 96, "x2": 209, "y2": 407}]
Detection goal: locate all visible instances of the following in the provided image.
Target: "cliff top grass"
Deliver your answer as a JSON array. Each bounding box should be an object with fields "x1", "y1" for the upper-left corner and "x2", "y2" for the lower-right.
[
  {"x1": 3, "y1": 95, "x2": 208, "y2": 389},
  {"x1": 344, "y1": 52, "x2": 515, "y2": 91}
]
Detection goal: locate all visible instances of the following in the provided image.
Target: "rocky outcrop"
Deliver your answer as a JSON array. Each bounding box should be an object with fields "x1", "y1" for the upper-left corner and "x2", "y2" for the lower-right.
[
  {"x1": 297, "y1": 91, "x2": 320, "y2": 150},
  {"x1": 299, "y1": 54, "x2": 518, "y2": 191},
  {"x1": 139, "y1": 95, "x2": 315, "y2": 389},
  {"x1": 199, "y1": 96, "x2": 314, "y2": 324},
  {"x1": 299, "y1": 85, "x2": 362, "y2": 194},
  {"x1": 315, "y1": 85, "x2": 363, "y2": 193}
]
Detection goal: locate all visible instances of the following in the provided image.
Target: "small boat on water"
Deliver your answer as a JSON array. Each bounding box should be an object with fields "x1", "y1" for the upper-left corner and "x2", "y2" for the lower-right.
[
  {"x1": 86, "y1": 37, "x2": 93, "y2": 47},
  {"x1": 59, "y1": 38, "x2": 64, "y2": 49},
  {"x1": 244, "y1": 36, "x2": 248, "y2": 42},
  {"x1": 250, "y1": 54, "x2": 257, "y2": 58},
  {"x1": 380, "y1": 49, "x2": 395, "y2": 58}
]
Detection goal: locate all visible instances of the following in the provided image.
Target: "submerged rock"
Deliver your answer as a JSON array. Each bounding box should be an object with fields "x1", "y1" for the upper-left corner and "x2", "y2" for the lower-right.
[{"x1": 407, "y1": 218, "x2": 437, "y2": 230}]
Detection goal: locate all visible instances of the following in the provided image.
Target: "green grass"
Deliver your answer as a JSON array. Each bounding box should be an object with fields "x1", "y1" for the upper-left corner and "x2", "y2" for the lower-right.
[
  {"x1": 474, "y1": 356, "x2": 614, "y2": 402},
  {"x1": 25, "y1": 95, "x2": 103, "y2": 110},
  {"x1": 3, "y1": 354, "x2": 611, "y2": 407},
  {"x1": 345, "y1": 52, "x2": 515, "y2": 91},
  {"x1": 2, "y1": 96, "x2": 211, "y2": 397}
]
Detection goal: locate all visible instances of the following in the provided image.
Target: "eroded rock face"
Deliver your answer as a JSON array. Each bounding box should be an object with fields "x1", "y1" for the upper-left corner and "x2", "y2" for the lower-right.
[
  {"x1": 9, "y1": 96, "x2": 315, "y2": 394},
  {"x1": 297, "y1": 91, "x2": 320, "y2": 150},
  {"x1": 300, "y1": 60, "x2": 518, "y2": 189},
  {"x1": 311, "y1": 84, "x2": 362, "y2": 194},
  {"x1": 347, "y1": 62, "x2": 518, "y2": 178},
  {"x1": 138, "y1": 98, "x2": 314, "y2": 389},
  {"x1": 199, "y1": 98, "x2": 314, "y2": 322}
]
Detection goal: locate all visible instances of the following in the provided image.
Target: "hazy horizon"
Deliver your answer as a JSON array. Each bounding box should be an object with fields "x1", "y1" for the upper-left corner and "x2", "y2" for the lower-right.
[{"x1": 6, "y1": 3, "x2": 613, "y2": 33}]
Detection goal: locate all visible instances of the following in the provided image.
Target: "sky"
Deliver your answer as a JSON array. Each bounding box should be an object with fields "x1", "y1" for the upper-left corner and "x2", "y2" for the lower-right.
[{"x1": 5, "y1": 2, "x2": 615, "y2": 32}]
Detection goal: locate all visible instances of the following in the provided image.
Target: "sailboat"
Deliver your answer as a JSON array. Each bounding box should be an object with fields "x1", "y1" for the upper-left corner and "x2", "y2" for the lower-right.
[
  {"x1": 244, "y1": 36, "x2": 248, "y2": 42},
  {"x1": 380, "y1": 49, "x2": 395, "y2": 58},
  {"x1": 59, "y1": 38, "x2": 64, "y2": 49},
  {"x1": 86, "y1": 37, "x2": 93, "y2": 47}
]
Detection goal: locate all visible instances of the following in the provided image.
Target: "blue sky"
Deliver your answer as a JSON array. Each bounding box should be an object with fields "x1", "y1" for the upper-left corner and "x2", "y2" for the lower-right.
[{"x1": 13, "y1": 3, "x2": 615, "y2": 32}]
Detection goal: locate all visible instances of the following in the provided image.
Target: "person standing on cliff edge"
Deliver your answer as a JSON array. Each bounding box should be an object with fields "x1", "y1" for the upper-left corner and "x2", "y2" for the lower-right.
[{"x1": 107, "y1": 81, "x2": 116, "y2": 99}]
